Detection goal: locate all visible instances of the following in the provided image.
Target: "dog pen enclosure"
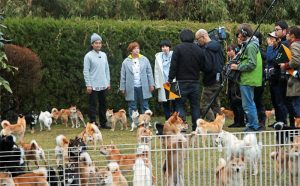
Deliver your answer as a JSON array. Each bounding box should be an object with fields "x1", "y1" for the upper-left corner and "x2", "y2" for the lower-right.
[{"x1": 0, "y1": 130, "x2": 300, "y2": 185}]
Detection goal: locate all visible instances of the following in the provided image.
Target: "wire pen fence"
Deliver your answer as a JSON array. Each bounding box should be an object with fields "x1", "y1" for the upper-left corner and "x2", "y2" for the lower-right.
[{"x1": 0, "y1": 130, "x2": 300, "y2": 185}]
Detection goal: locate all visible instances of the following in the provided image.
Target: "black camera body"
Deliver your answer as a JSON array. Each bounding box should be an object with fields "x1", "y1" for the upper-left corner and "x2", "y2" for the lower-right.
[{"x1": 208, "y1": 27, "x2": 227, "y2": 42}]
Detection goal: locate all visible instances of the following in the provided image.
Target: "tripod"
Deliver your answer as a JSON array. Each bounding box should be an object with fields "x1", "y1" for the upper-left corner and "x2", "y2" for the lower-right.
[{"x1": 202, "y1": 0, "x2": 278, "y2": 118}]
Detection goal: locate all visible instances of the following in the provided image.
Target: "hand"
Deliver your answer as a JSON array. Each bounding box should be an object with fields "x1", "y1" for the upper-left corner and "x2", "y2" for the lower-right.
[
  {"x1": 230, "y1": 64, "x2": 238, "y2": 70},
  {"x1": 120, "y1": 90, "x2": 125, "y2": 95},
  {"x1": 86, "y1": 86, "x2": 92, "y2": 94},
  {"x1": 280, "y1": 63, "x2": 286, "y2": 70},
  {"x1": 107, "y1": 86, "x2": 111, "y2": 91},
  {"x1": 165, "y1": 81, "x2": 170, "y2": 87},
  {"x1": 267, "y1": 37, "x2": 273, "y2": 46},
  {"x1": 150, "y1": 86, "x2": 154, "y2": 92}
]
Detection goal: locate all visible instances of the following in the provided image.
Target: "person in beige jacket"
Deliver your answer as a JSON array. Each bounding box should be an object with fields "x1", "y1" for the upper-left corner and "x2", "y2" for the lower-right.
[
  {"x1": 154, "y1": 40, "x2": 176, "y2": 120},
  {"x1": 280, "y1": 26, "x2": 300, "y2": 118}
]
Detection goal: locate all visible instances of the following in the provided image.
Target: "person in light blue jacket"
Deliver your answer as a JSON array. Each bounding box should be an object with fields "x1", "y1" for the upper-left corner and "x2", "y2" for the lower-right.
[
  {"x1": 120, "y1": 42, "x2": 155, "y2": 122},
  {"x1": 83, "y1": 33, "x2": 111, "y2": 129}
]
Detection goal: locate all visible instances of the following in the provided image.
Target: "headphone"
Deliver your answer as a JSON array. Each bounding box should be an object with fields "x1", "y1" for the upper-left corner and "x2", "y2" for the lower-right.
[{"x1": 241, "y1": 28, "x2": 249, "y2": 37}]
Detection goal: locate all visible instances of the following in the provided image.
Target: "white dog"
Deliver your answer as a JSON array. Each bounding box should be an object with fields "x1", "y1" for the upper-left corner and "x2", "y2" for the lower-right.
[
  {"x1": 131, "y1": 110, "x2": 140, "y2": 131},
  {"x1": 215, "y1": 130, "x2": 262, "y2": 175},
  {"x1": 133, "y1": 158, "x2": 151, "y2": 186},
  {"x1": 38, "y1": 111, "x2": 52, "y2": 131}
]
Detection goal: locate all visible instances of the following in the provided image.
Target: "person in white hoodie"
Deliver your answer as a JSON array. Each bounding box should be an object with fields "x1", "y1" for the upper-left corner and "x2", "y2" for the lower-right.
[
  {"x1": 83, "y1": 33, "x2": 111, "y2": 129},
  {"x1": 154, "y1": 40, "x2": 176, "y2": 120}
]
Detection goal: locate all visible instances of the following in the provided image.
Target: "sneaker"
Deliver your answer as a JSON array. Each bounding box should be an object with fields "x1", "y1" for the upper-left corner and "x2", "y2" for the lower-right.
[
  {"x1": 228, "y1": 123, "x2": 245, "y2": 128},
  {"x1": 243, "y1": 127, "x2": 255, "y2": 132},
  {"x1": 268, "y1": 121, "x2": 278, "y2": 128}
]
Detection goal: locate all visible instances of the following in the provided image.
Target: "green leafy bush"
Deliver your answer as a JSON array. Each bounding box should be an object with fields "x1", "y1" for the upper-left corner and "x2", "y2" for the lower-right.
[{"x1": 2, "y1": 18, "x2": 274, "y2": 114}]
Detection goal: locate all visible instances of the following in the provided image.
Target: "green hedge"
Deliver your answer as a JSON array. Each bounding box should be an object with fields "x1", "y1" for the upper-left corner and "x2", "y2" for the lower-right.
[{"x1": 3, "y1": 18, "x2": 274, "y2": 114}]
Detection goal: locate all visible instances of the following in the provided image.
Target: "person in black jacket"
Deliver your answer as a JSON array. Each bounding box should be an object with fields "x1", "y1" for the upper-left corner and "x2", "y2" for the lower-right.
[
  {"x1": 195, "y1": 29, "x2": 224, "y2": 121},
  {"x1": 168, "y1": 29, "x2": 212, "y2": 130}
]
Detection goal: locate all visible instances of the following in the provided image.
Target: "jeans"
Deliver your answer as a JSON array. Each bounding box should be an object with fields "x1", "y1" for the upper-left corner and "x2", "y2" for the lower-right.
[
  {"x1": 88, "y1": 89, "x2": 107, "y2": 126},
  {"x1": 240, "y1": 85, "x2": 259, "y2": 130},
  {"x1": 162, "y1": 89, "x2": 176, "y2": 120},
  {"x1": 293, "y1": 96, "x2": 300, "y2": 117},
  {"x1": 128, "y1": 87, "x2": 149, "y2": 121},
  {"x1": 175, "y1": 81, "x2": 200, "y2": 131}
]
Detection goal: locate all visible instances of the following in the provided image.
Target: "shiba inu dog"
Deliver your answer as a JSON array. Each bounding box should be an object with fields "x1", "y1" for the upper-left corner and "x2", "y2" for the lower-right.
[
  {"x1": 13, "y1": 167, "x2": 49, "y2": 186},
  {"x1": 100, "y1": 144, "x2": 140, "y2": 172},
  {"x1": 216, "y1": 156, "x2": 245, "y2": 186},
  {"x1": 95, "y1": 167, "x2": 113, "y2": 186},
  {"x1": 131, "y1": 110, "x2": 140, "y2": 131},
  {"x1": 295, "y1": 118, "x2": 300, "y2": 128},
  {"x1": 107, "y1": 162, "x2": 128, "y2": 186},
  {"x1": 82, "y1": 122, "x2": 103, "y2": 150},
  {"x1": 265, "y1": 108, "x2": 275, "y2": 124},
  {"x1": 220, "y1": 107, "x2": 234, "y2": 120},
  {"x1": 195, "y1": 113, "x2": 225, "y2": 147},
  {"x1": 0, "y1": 172, "x2": 15, "y2": 186},
  {"x1": 162, "y1": 112, "x2": 189, "y2": 186},
  {"x1": 215, "y1": 131, "x2": 262, "y2": 175},
  {"x1": 138, "y1": 110, "x2": 153, "y2": 127},
  {"x1": 21, "y1": 140, "x2": 47, "y2": 170},
  {"x1": 1, "y1": 114, "x2": 26, "y2": 143},
  {"x1": 55, "y1": 134, "x2": 69, "y2": 166},
  {"x1": 51, "y1": 106, "x2": 85, "y2": 128},
  {"x1": 136, "y1": 124, "x2": 153, "y2": 144},
  {"x1": 38, "y1": 111, "x2": 52, "y2": 131},
  {"x1": 106, "y1": 109, "x2": 127, "y2": 131},
  {"x1": 289, "y1": 136, "x2": 300, "y2": 186},
  {"x1": 25, "y1": 112, "x2": 38, "y2": 134}
]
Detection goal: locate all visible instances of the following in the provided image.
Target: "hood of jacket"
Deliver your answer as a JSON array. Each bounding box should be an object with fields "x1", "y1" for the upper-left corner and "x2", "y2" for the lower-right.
[{"x1": 205, "y1": 40, "x2": 222, "y2": 52}]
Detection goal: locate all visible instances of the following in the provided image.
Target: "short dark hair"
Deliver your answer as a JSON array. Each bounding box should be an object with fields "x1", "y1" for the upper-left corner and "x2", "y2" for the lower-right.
[
  {"x1": 227, "y1": 44, "x2": 238, "y2": 53},
  {"x1": 237, "y1": 23, "x2": 253, "y2": 37},
  {"x1": 275, "y1": 20, "x2": 288, "y2": 30},
  {"x1": 159, "y1": 40, "x2": 172, "y2": 48},
  {"x1": 179, "y1": 29, "x2": 194, "y2": 43},
  {"x1": 288, "y1": 26, "x2": 300, "y2": 39},
  {"x1": 127, "y1": 42, "x2": 140, "y2": 52}
]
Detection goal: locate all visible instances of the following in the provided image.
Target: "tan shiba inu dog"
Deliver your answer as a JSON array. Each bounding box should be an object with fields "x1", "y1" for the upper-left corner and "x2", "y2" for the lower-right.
[
  {"x1": 196, "y1": 113, "x2": 226, "y2": 147},
  {"x1": 107, "y1": 162, "x2": 128, "y2": 186},
  {"x1": 51, "y1": 106, "x2": 85, "y2": 127},
  {"x1": 220, "y1": 107, "x2": 234, "y2": 120},
  {"x1": 216, "y1": 156, "x2": 245, "y2": 186},
  {"x1": 0, "y1": 172, "x2": 15, "y2": 186},
  {"x1": 106, "y1": 109, "x2": 128, "y2": 131},
  {"x1": 136, "y1": 124, "x2": 153, "y2": 144},
  {"x1": 265, "y1": 108, "x2": 275, "y2": 124},
  {"x1": 21, "y1": 140, "x2": 47, "y2": 170},
  {"x1": 81, "y1": 122, "x2": 103, "y2": 150},
  {"x1": 1, "y1": 115, "x2": 26, "y2": 143},
  {"x1": 13, "y1": 167, "x2": 49, "y2": 186}
]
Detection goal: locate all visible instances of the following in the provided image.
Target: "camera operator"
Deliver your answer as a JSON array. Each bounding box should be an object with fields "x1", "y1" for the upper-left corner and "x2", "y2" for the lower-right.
[
  {"x1": 227, "y1": 45, "x2": 245, "y2": 128},
  {"x1": 195, "y1": 29, "x2": 224, "y2": 121},
  {"x1": 230, "y1": 23, "x2": 263, "y2": 132}
]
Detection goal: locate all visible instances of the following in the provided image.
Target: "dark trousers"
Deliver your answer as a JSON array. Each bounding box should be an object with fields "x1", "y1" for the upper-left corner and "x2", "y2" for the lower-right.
[
  {"x1": 230, "y1": 98, "x2": 245, "y2": 126},
  {"x1": 254, "y1": 85, "x2": 266, "y2": 127},
  {"x1": 88, "y1": 90, "x2": 107, "y2": 126},
  {"x1": 175, "y1": 81, "x2": 200, "y2": 131},
  {"x1": 162, "y1": 89, "x2": 176, "y2": 120},
  {"x1": 228, "y1": 80, "x2": 245, "y2": 126}
]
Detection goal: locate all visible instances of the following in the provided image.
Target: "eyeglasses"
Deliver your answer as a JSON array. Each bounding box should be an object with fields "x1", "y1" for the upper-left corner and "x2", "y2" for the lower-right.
[{"x1": 274, "y1": 28, "x2": 282, "y2": 31}]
